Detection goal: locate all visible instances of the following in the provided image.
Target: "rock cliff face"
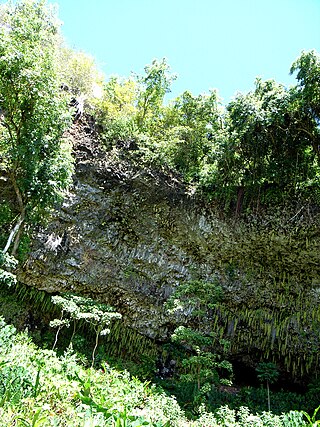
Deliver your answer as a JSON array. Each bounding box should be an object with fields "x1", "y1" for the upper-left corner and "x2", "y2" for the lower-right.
[
  {"x1": 18, "y1": 122, "x2": 208, "y2": 338},
  {"x1": 18, "y1": 120, "x2": 320, "y2": 379}
]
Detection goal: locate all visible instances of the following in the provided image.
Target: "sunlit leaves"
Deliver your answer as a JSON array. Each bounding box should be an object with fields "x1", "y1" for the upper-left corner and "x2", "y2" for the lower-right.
[
  {"x1": 291, "y1": 50, "x2": 320, "y2": 121},
  {"x1": 0, "y1": 0, "x2": 74, "y2": 252},
  {"x1": 213, "y1": 68, "x2": 320, "y2": 208},
  {"x1": 57, "y1": 46, "x2": 104, "y2": 98},
  {"x1": 50, "y1": 293, "x2": 121, "y2": 366},
  {"x1": 135, "y1": 58, "x2": 176, "y2": 131}
]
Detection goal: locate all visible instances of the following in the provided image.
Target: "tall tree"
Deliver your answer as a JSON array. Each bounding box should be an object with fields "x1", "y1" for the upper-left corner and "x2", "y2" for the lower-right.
[
  {"x1": 158, "y1": 90, "x2": 222, "y2": 179},
  {"x1": 0, "y1": 0, "x2": 73, "y2": 255},
  {"x1": 290, "y1": 50, "x2": 320, "y2": 161},
  {"x1": 135, "y1": 58, "x2": 176, "y2": 131},
  {"x1": 93, "y1": 76, "x2": 139, "y2": 145},
  {"x1": 57, "y1": 47, "x2": 103, "y2": 98},
  {"x1": 213, "y1": 74, "x2": 319, "y2": 210}
]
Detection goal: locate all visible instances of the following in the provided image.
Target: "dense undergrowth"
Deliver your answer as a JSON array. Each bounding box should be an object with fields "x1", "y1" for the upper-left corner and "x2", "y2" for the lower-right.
[
  {"x1": 0, "y1": 282, "x2": 319, "y2": 426},
  {"x1": 0, "y1": 315, "x2": 318, "y2": 427},
  {"x1": 0, "y1": 283, "x2": 319, "y2": 426}
]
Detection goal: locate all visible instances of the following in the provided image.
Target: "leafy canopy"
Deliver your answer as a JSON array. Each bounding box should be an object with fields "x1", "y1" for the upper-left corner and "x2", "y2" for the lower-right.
[
  {"x1": 94, "y1": 50, "x2": 320, "y2": 211},
  {"x1": 0, "y1": 0, "x2": 73, "y2": 255}
]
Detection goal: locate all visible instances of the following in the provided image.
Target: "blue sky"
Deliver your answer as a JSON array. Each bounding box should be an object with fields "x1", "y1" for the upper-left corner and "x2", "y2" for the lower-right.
[{"x1": 7, "y1": 0, "x2": 320, "y2": 103}]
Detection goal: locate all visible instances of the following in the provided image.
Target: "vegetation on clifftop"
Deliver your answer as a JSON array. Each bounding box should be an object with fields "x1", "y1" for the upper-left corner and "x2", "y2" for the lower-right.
[{"x1": 90, "y1": 50, "x2": 320, "y2": 213}]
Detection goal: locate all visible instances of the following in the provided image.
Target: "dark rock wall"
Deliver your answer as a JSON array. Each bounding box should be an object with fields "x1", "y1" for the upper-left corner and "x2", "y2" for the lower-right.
[{"x1": 18, "y1": 122, "x2": 320, "y2": 378}]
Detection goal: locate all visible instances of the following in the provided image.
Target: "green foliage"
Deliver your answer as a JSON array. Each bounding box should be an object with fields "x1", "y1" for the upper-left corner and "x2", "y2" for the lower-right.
[
  {"x1": 151, "y1": 90, "x2": 222, "y2": 180},
  {"x1": 0, "y1": 2, "x2": 319, "y2": 422},
  {"x1": 211, "y1": 76, "x2": 320, "y2": 210},
  {"x1": 0, "y1": 364, "x2": 34, "y2": 406},
  {"x1": 57, "y1": 46, "x2": 104, "y2": 98},
  {"x1": 92, "y1": 75, "x2": 141, "y2": 150},
  {"x1": 167, "y1": 280, "x2": 232, "y2": 410},
  {"x1": 230, "y1": 386, "x2": 319, "y2": 417},
  {"x1": 195, "y1": 404, "x2": 307, "y2": 426},
  {"x1": 0, "y1": 316, "x2": 316, "y2": 426},
  {"x1": 0, "y1": 317, "x2": 16, "y2": 351},
  {"x1": 90, "y1": 47, "x2": 320, "y2": 212},
  {"x1": 256, "y1": 362, "x2": 279, "y2": 412},
  {"x1": 96, "y1": 76, "x2": 138, "y2": 120},
  {"x1": 95, "y1": 59, "x2": 177, "y2": 148},
  {"x1": 290, "y1": 50, "x2": 320, "y2": 125},
  {"x1": 50, "y1": 293, "x2": 122, "y2": 366},
  {"x1": 93, "y1": 50, "x2": 320, "y2": 210},
  {"x1": 135, "y1": 58, "x2": 176, "y2": 132},
  {"x1": 0, "y1": 0, "x2": 74, "y2": 254},
  {"x1": 171, "y1": 326, "x2": 232, "y2": 393},
  {"x1": 166, "y1": 279, "x2": 223, "y2": 323},
  {"x1": 302, "y1": 406, "x2": 320, "y2": 427},
  {"x1": 0, "y1": 317, "x2": 186, "y2": 426},
  {"x1": 256, "y1": 362, "x2": 279, "y2": 385},
  {"x1": 0, "y1": 251, "x2": 17, "y2": 287}
]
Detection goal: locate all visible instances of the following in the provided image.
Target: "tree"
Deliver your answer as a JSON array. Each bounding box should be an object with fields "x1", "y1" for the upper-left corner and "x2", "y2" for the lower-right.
[
  {"x1": 171, "y1": 326, "x2": 232, "y2": 399},
  {"x1": 93, "y1": 76, "x2": 139, "y2": 146},
  {"x1": 166, "y1": 280, "x2": 232, "y2": 406},
  {"x1": 135, "y1": 58, "x2": 176, "y2": 131},
  {"x1": 57, "y1": 46, "x2": 104, "y2": 99},
  {"x1": 50, "y1": 294, "x2": 80, "y2": 350},
  {"x1": 50, "y1": 294, "x2": 122, "y2": 367},
  {"x1": 156, "y1": 90, "x2": 222, "y2": 180},
  {"x1": 290, "y1": 50, "x2": 320, "y2": 161},
  {"x1": 99, "y1": 76, "x2": 138, "y2": 120},
  {"x1": 94, "y1": 58, "x2": 177, "y2": 150},
  {"x1": 213, "y1": 75, "x2": 320, "y2": 211},
  {"x1": 256, "y1": 361, "x2": 279, "y2": 412},
  {"x1": 0, "y1": 0, "x2": 73, "y2": 256}
]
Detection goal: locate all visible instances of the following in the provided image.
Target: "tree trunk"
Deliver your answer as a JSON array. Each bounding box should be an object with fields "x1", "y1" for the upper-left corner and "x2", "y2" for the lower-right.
[
  {"x1": 3, "y1": 211, "x2": 25, "y2": 254},
  {"x1": 11, "y1": 212, "x2": 25, "y2": 256},
  {"x1": 91, "y1": 328, "x2": 100, "y2": 368},
  {"x1": 267, "y1": 380, "x2": 271, "y2": 412},
  {"x1": 235, "y1": 186, "x2": 244, "y2": 216},
  {"x1": 3, "y1": 172, "x2": 26, "y2": 254}
]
